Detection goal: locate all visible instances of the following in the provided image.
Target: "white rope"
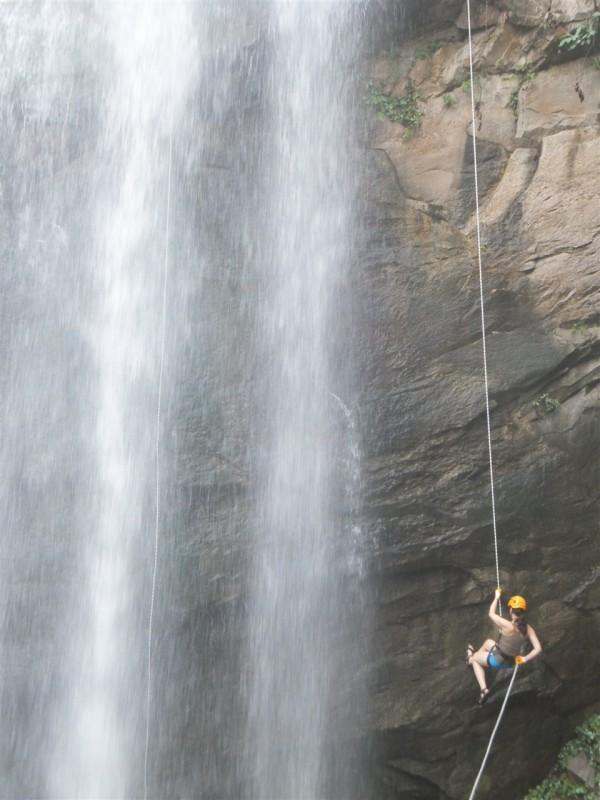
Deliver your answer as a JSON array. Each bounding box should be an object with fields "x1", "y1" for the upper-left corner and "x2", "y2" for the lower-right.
[
  {"x1": 467, "y1": 665, "x2": 520, "y2": 800},
  {"x1": 144, "y1": 116, "x2": 174, "y2": 800},
  {"x1": 463, "y1": 5, "x2": 520, "y2": 799},
  {"x1": 465, "y1": 0, "x2": 501, "y2": 600}
]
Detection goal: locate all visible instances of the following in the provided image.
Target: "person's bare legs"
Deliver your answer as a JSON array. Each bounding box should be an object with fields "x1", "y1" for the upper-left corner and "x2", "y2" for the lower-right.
[{"x1": 467, "y1": 639, "x2": 495, "y2": 693}]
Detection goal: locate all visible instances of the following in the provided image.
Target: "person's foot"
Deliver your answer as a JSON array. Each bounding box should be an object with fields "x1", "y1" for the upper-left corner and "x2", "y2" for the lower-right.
[
  {"x1": 478, "y1": 688, "x2": 490, "y2": 706},
  {"x1": 466, "y1": 645, "x2": 475, "y2": 665}
]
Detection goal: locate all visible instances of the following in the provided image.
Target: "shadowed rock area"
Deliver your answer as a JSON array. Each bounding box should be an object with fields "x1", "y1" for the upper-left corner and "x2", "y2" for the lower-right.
[{"x1": 361, "y1": 0, "x2": 600, "y2": 797}]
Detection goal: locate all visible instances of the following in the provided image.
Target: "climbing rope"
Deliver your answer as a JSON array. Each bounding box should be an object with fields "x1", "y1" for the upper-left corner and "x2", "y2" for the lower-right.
[
  {"x1": 465, "y1": 0, "x2": 501, "y2": 599},
  {"x1": 464, "y1": 3, "x2": 521, "y2": 798},
  {"x1": 467, "y1": 664, "x2": 520, "y2": 800},
  {"x1": 143, "y1": 115, "x2": 174, "y2": 800}
]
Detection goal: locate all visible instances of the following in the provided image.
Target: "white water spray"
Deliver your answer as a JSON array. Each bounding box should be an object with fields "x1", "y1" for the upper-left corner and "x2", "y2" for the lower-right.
[
  {"x1": 244, "y1": 3, "x2": 363, "y2": 797},
  {"x1": 48, "y1": 6, "x2": 196, "y2": 797}
]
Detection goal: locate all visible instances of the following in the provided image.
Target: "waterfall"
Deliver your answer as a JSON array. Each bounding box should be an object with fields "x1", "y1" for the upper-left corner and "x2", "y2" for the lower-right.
[
  {"x1": 0, "y1": 5, "x2": 98, "y2": 794},
  {"x1": 0, "y1": 2, "x2": 365, "y2": 797},
  {"x1": 48, "y1": 6, "x2": 197, "y2": 798},
  {"x1": 0, "y1": 2, "x2": 195, "y2": 796},
  {"x1": 244, "y1": 3, "x2": 364, "y2": 797}
]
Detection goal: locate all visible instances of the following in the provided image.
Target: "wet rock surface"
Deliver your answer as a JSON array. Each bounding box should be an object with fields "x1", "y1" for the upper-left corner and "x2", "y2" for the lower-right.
[{"x1": 362, "y1": 0, "x2": 600, "y2": 797}]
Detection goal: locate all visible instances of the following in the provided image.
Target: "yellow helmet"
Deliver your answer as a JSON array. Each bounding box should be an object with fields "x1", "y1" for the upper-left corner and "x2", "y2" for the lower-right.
[{"x1": 508, "y1": 595, "x2": 527, "y2": 611}]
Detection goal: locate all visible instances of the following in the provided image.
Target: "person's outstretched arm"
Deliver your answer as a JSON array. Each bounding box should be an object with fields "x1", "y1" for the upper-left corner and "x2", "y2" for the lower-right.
[{"x1": 488, "y1": 589, "x2": 510, "y2": 630}]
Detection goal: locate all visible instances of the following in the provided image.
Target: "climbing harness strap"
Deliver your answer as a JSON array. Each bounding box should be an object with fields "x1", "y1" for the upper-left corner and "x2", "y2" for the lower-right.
[
  {"x1": 144, "y1": 115, "x2": 174, "y2": 800},
  {"x1": 467, "y1": 664, "x2": 520, "y2": 800}
]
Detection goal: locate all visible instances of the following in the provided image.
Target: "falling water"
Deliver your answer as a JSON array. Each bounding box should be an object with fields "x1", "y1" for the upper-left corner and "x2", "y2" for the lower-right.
[
  {"x1": 0, "y1": 2, "x2": 195, "y2": 796},
  {"x1": 49, "y1": 6, "x2": 197, "y2": 798},
  {"x1": 0, "y1": 2, "x2": 365, "y2": 797},
  {"x1": 0, "y1": 5, "x2": 98, "y2": 794},
  {"x1": 244, "y1": 3, "x2": 364, "y2": 798}
]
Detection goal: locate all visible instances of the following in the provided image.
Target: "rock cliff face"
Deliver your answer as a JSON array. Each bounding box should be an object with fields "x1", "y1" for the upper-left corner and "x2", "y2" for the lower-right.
[{"x1": 360, "y1": 0, "x2": 600, "y2": 797}]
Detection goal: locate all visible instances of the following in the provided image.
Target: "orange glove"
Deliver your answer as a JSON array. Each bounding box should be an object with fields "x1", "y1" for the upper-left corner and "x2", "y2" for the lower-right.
[{"x1": 515, "y1": 656, "x2": 524, "y2": 665}]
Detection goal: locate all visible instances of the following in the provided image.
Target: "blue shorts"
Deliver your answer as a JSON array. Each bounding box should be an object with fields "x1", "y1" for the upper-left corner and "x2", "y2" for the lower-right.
[{"x1": 487, "y1": 648, "x2": 513, "y2": 670}]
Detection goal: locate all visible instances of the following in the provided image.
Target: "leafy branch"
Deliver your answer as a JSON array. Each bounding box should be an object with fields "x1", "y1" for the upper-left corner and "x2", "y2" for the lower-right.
[{"x1": 559, "y1": 13, "x2": 600, "y2": 52}]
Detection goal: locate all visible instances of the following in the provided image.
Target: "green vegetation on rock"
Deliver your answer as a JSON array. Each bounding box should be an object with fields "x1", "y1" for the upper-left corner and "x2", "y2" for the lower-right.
[
  {"x1": 415, "y1": 40, "x2": 441, "y2": 60},
  {"x1": 574, "y1": 313, "x2": 600, "y2": 331},
  {"x1": 559, "y1": 13, "x2": 600, "y2": 53},
  {"x1": 559, "y1": 715, "x2": 600, "y2": 772},
  {"x1": 443, "y1": 93, "x2": 455, "y2": 108},
  {"x1": 510, "y1": 63, "x2": 536, "y2": 117},
  {"x1": 533, "y1": 393, "x2": 561, "y2": 415},
  {"x1": 510, "y1": 88, "x2": 520, "y2": 115},
  {"x1": 524, "y1": 715, "x2": 600, "y2": 799},
  {"x1": 367, "y1": 79, "x2": 424, "y2": 129},
  {"x1": 526, "y1": 777, "x2": 595, "y2": 799}
]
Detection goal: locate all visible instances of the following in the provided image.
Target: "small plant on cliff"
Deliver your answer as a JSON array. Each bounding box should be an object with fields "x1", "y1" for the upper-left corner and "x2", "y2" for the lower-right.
[
  {"x1": 571, "y1": 320, "x2": 590, "y2": 334},
  {"x1": 533, "y1": 393, "x2": 561, "y2": 416},
  {"x1": 367, "y1": 79, "x2": 424, "y2": 129},
  {"x1": 559, "y1": 13, "x2": 600, "y2": 53},
  {"x1": 461, "y1": 73, "x2": 483, "y2": 96},
  {"x1": 443, "y1": 93, "x2": 456, "y2": 108},
  {"x1": 571, "y1": 313, "x2": 600, "y2": 333},
  {"x1": 415, "y1": 40, "x2": 441, "y2": 60},
  {"x1": 515, "y1": 63, "x2": 536, "y2": 83},
  {"x1": 510, "y1": 63, "x2": 536, "y2": 117},
  {"x1": 569, "y1": 312, "x2": 600, "y2": 333},
  {"x1": 510, "y1": 88, "x2": 520, "y2": 115}
]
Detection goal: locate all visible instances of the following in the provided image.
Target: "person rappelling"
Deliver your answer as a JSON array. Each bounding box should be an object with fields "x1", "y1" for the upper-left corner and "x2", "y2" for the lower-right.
[{"x1": 466, "y1": 590, "x2": 542, "y2": 706}]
